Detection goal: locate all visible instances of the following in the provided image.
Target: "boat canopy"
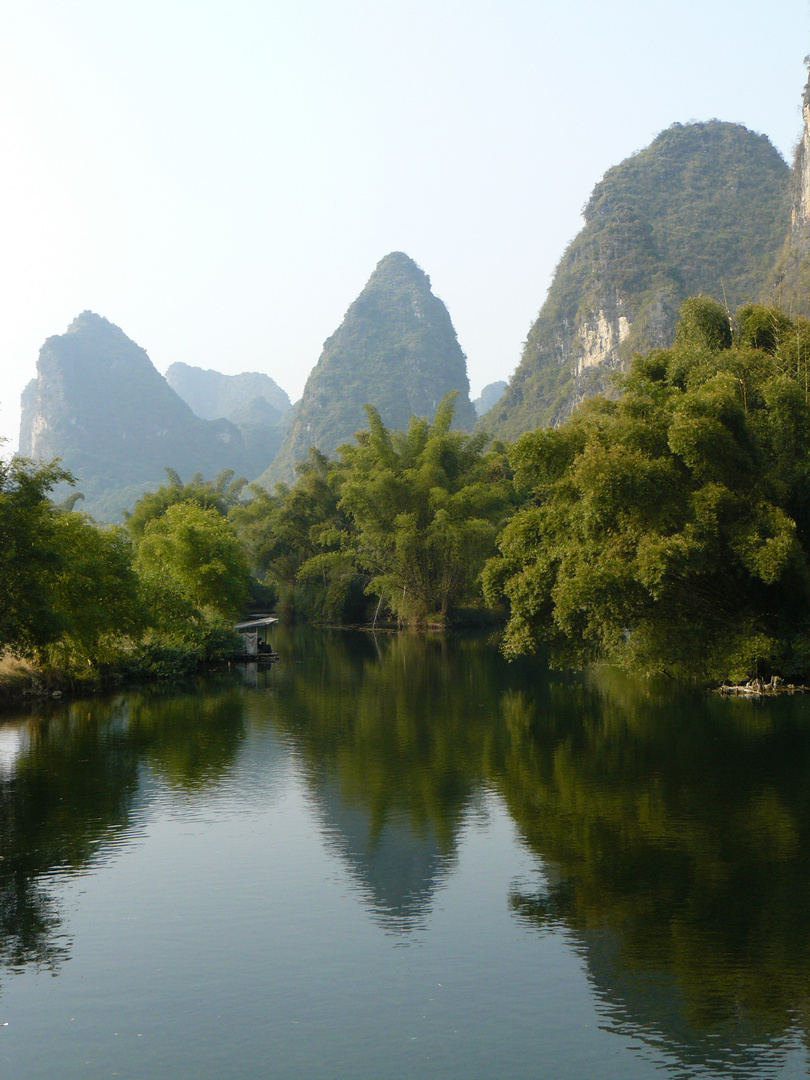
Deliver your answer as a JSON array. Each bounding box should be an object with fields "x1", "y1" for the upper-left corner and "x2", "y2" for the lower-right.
[{"x1": 234, "y1": 617, "x2": 279, "y2": 631}]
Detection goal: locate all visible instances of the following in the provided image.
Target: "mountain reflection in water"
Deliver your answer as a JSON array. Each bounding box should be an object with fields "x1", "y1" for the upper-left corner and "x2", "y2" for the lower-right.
[{"x1": 1, "y1": 627, "x2": 809, "y2": 1079}]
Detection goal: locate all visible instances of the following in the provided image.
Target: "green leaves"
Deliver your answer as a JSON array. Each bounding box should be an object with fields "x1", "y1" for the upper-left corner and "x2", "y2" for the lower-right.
[
  {"x1": 0, "y1": 457, "x2": 75, "y2": 655},
  {"x1": 337, "y1": 393, "x2": 513, "y2": 625},
  {"x1": 136, "y1": 502, "x2": 250, "y2": 623},
  {"x1": 124, "y1": 469, "x2": 247, "y2": 540},
  {"x1": 229, "y1": 448, "x2": 362, "y2": 622},
  {"x1": 0, "y1": 456, "x2": 151, "y2": 671},
  {"x1": 486, "y1": 301, "x2": 810, "y2": 682},
  {"x1": 42, "y1": 517, "x2": 145, "y2": 670},
  {"x1": 674, "y1": 296, "x2": 732, "y2": 351}
]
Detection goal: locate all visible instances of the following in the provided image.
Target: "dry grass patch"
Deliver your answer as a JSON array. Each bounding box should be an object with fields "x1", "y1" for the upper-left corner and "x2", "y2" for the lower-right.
[
  {"x1": 0, "y1": 654, "x2": 36, "y2": 678},
  {"x1": 0, "y1": 653, "x2": 42, "y2": 701}
]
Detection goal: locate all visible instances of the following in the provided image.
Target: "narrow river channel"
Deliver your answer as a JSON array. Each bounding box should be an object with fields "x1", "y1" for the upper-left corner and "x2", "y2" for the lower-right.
[{"x1": 1, "y1": 626, "x2": 809, "y2": 1079}]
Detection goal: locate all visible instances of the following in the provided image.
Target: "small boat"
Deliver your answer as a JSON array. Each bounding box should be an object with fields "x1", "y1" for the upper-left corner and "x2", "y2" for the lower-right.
[{"x1": 233, "y1": 616, "x2": 280, "y2": 661}]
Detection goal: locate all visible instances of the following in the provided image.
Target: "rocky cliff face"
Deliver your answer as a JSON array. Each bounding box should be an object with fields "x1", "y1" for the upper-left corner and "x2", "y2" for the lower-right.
[
  {"x1": 19, "y1": 313, "x2": 276, "y2": 519},
  {"x1": 483, "y1": 122, "x2": 790, "y2": 440},
  {"x1": 788, "y1": 65, "x2": 810, "y2": 252},
  {"x1": 262, "y1": 252, "x2": 476, "y2": 485},
  {"x1": 765, "y1": 68, "x2": 810, "y2": 310},
  {"x1": 794, "y1": 82, "x2": 810, "y2": 244}
]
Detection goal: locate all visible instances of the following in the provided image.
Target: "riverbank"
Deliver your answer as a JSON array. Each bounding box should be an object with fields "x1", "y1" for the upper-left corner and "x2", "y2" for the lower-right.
[
  {"x1": 0, "y1": 655, "x2": 52, "y2": 698},
  {"x1": 715, "y1": 676, "x2": 810, "y2": 697},
  {"x1": 0, "y1": 636, "x2": 244, "y2": 711}
]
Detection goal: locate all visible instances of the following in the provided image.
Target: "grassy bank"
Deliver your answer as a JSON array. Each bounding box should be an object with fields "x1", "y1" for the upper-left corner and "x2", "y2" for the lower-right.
[{"x1": 0, "y1": 629, "x2": 248, "y2": 710}]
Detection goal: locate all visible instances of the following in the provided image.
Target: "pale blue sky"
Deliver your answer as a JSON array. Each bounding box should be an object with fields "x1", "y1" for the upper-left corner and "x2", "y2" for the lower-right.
[{"x1": 1, "y1": 0, "x2": 808, "y2": 451}]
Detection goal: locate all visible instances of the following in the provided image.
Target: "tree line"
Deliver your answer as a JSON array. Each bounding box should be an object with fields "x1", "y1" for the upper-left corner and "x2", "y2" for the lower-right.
[
  {"x1": 1, "y1": 462, "x2": 252, "y2": 680},
  {"x1": 6, "y1": 297, "x2": 810, "y2": 685}
]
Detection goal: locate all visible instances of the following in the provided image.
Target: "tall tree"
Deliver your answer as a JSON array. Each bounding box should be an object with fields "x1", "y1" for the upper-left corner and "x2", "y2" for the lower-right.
[
  {"x1": 136, "y1": 501, "x2": 250, "y2": 624},
  {"x1": 40, "y1": 514, "x2": 144, "y2": 669},
  {"x1": 337, "y1": 393, "x2": 513, "y2": 624},
  {"x1": 230, "y1": 449, "x2": 361, "y2": 621},
  {"x1": 0, "y1": 456, "x2": 73, "y2": 655},
  {"x1": 484, "y1": 301, "x2": 810, "y2": 682},
  {"x1": 124, "y1": 469, "x2": 247, "y2": 540}
]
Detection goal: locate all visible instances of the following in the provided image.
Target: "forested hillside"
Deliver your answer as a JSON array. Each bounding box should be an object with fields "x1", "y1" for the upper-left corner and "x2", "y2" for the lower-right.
[
  {"x1": 262, "y1": 252, "x2": 477, "y2": 484},
  {"x1": 482, "y1": 122, "x2": 790, "y2": 439}
]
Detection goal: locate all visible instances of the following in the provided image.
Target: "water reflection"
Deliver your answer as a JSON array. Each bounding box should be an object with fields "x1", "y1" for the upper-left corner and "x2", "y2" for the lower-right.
[
  {"x1": 315, "y1": 775, "x2": 451, "y2": 931},
  {"x1": 0, "y1": 680, "x2": 250, "y2": 983},
  {"x1": 0, "y1": 700, "x2": 138, "y2": 978},
  {"x1": 496, "y1": 668, "x2": 810, "y2": 1075},
  {"x1": 126, "y1": 682, "x2": 248, "y2": 790},
  {"x1": 2, "y1": 630, "x2": 810, "y2": 1079},
  {"x1": 264, "y1": 629, "x2": 505, "y2": 930},
  {"x1": 265, "y1": 629, "x2": 810, "y2": 1074}
]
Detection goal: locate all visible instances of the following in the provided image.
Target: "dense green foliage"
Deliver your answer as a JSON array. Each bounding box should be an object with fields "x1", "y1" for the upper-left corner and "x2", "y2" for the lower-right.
[
  {"x1": 336, "y1": 395, "x2": 513, "y2": 624},
  {"x1": 136, "y1": 502, "x2": 250, "y2": 623},
  {"x1": 263, "y1": 252, "x2": 477, "y2": 485},
  {"x1": 124, "y1": 468, "x2": 248, "y2": 539},
  {"x1": 231, "y1": 448, "x2": 362, "y2": 622},
  {"x1": 41, "y1": 512, "x2": 144, "y2": 670},
  {"x1": 233, "y1": 394, "x2": 514, "y2": 626},
  {"x1": 0, "y1": 457, "x2": 84, "y2": 656},
  {"x1": 12, "y1": 294, "x2": 810, "y2": 686},
  {"x1": 484, "y1": 300, "x2": 810, "y2": 682},
  {"x1": 1, "y1": 390, "x2": 514, "y2": 686},
  {"x1": 0, "y1": 455, "x2": 149, "y2": 673},
  {"x1": 484, "y1": 122, "x2": 791, "y2": 440},
  {"x1": 0, "y1": 458, "x2": 251, "y2": 682}
]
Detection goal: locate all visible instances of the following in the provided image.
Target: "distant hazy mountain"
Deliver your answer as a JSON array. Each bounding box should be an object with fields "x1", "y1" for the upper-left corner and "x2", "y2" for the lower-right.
[
  {"x1": 482, "y1": 121, "x2": 790, "y2": 440},
  {"x1": 18, "y1": 312, "x2": 277, "y2": 520},
  {"x1": 261, "y1": 252, "x2": 477, "y2": 485},
  {"x1": 165, "y1": 362, "x2": 291, "y2": 426},
  {"x1": 474, "y1": 380, "x2": 507, "y2": 417}
]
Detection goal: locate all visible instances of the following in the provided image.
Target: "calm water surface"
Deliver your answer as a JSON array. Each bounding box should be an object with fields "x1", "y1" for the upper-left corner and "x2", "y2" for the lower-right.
[{"x1": 1, "y1": 627, "x2": 810, "y2": 1079}]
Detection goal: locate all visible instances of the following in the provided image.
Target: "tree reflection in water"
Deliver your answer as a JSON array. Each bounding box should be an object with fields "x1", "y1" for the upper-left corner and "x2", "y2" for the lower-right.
[
  {"x1": 497, "y1": 667, "x2": 810, "y2": 1074},
  {"x1": 0, "y1": 681, "x2": 248, "y2": 985},
  {"x1": 267, "y1": 628, "x2": 810, "y2": 1074},
  {"x1": 2, "y1": 630, "x2": 810, "y2": 1078}
]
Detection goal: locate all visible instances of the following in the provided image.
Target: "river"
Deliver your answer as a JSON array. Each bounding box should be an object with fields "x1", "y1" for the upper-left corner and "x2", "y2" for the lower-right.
[{"x1": 1, "y1": 626, "x2": 809, "y2": 1079}]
